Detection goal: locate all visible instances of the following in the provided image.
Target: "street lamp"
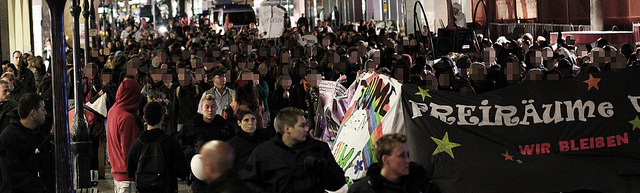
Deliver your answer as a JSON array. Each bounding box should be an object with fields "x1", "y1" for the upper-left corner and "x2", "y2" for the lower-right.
[
  {"x1": 71, "y1": 0, "x2": 92, "y2": 189},
  {"x1": 43, "y1": 0, "x2": 73, "y2": 190}
]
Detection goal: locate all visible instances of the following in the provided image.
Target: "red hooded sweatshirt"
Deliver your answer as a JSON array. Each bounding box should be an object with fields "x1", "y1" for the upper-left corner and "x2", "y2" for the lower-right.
[{"x1": 107, "y1": 79, "x2": 141, "y2": 181}]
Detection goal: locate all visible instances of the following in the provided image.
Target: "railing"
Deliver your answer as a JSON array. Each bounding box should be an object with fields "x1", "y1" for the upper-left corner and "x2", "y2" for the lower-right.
[{"x1": 488, "y1": 22, "x2": 592, "y2": 40}]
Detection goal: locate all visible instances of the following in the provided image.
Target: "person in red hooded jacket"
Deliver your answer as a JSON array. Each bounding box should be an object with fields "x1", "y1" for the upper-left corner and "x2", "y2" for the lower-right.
[{"x1": 107, "y1": 79, "x2": 142, "y2": 193}]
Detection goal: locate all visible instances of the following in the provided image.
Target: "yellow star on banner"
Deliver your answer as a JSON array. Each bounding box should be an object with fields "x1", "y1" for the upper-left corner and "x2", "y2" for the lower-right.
[
  {"x1": 502, "y1": 150, "x2": 514, "y2": 161},
  {"x1": 431, "y1": 132, "x2": 461, "y2": 159},
  {"x1": 415, "y1": 86, "x2": 431, "y2": 101},
  {"x1": 583, "y1": 74, "x2": 601, "y2": 90},
  {"x1": 629, "y1": 116, "x2": 640, "y2": 131}
]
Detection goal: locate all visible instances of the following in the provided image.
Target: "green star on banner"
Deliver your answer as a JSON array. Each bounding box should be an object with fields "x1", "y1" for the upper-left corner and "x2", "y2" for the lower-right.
[
  {"x1": 629, "y1": 116, "x2": 640, "y2": 131},
  {"x1": 516, "y1": 159, "x2": 523, "y2": 164},
  {"x1": 415, "y1": 86, "x2": 431, "y2": 101},
  {"x1": 431, "y1": 132, "x2": 461, "y2": 159}
]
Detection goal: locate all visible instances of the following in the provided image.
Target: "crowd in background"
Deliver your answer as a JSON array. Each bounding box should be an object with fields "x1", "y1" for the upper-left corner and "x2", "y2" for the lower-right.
[{"x1": 0, "y1": 11, "x2": 637, "y2": 192}]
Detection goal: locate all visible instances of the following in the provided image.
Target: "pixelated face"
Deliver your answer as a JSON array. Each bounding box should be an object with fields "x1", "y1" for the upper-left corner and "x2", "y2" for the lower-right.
[
  {"x1": 547, "y1": 73, "x2": 560, "y2": 80},
  {"x1": 460, "y1": 86, "x2": 474, "y2": 96},
  {"x1": 529, "y1": 50, "x2": 543, "y2": 67},
  {"x1": 102, "y1": 74, "x2": 112, "y2": 85},
  {"x1": 230, "y1": 44, "x2": 239, "y2": 52},
  {"x1": 366, "y1": 61, "x2": 376, "y2": 72},
  {"x1": 611, "y1": 53, "x2": 627, "y2": 71},
  {"x1": 171, "y1": 54, "x2": 181, "y2": 63},
  {"x1": 92, "y1": 50, "x2": 99, "y2": 58},
  {"x1": 576, "y1": 46, "x2": 588, "y2": 57},
  {"x1": 469, "y1": 64, "x2": 486, "y2": 81},
  {"x1": 125, "y1": 61, "x2": 140, "y2": 77},
  {"x1": 403, "y1": 37, "x2": 410, "y2": 46},
  {"x1": 394, "y1": 68, "x2": 404, "y2": 83},
  {"x1": 280, "y1": 75, "x2": 292, "y2": 89},
  {"x1": 358, "y1": 45, "x2": 367, "y2": 57},
  {"x1": 482, "y1": 49, "x2": 496, "y2": 64},
  {"x1": 591, "y1": 49, "x2": 605, "y2": 68},
  {"x1": 197, "y1": 51, "x2": 205, "y2": 58},
  {"x1": 425, "y1": 74, "x2": 438, "y2": 90},
  {"x1": 505, "y1": 62, "x2": 521, "y2": 83},
  {"x1": 258, "y1": 63, "x2": 268, "y2": 75},
  {"x1": 282, "y1": 65, "x2": 291, "y2": 75},
  {"x1": 213, "y1": 50, "x2": 221, "y2": 58},
  {"x1": 307, "y1": 46, "x2": 317, "y2": 57},
  {"x1": 322, "y1": 37, "x2": 331, "y2": 47},
  {"x1": 178, "y1": 68, "x2": 192, "y2": 86},
  {"x1": 246, "y1": 45, "x2": 253, "y2": 54},
  {"x1": 150, "y1": 68, "x2": 163, "y2": 83},
  {"x1": 565, "y1": 36, "x2": 576, "y2": 45},
  {"x1": 203, "y1": 57, "x2": 216, "y2": 70},
  {"x1": 182, "y1": 50, "x2": 191, "y2": 60},
  {"x1": 247, "y1": 61, "x2": 255, "y2": 70},
  {"x1": 438, "y1": 73, "x2": 450, "y2": 87},
  {"x1": 84, "y1": 64, "x2": 97, "y2": 78},
  {"x1": 349, "y1": 51, "x2": 359, "y2": 64},
  {"x1": 241, "y1": 72, "x2": 252, "y2": 81},
  {"x1": 542, "y1": 49, "x2": 553, "y2": 60},
  {"x1": 157, "y1": 51, "x2": 167, "y2": 62},
  {"x1": 238, "y1": 61, "x2": 247, "y2": 69},
  {"x1": 194, "y1": 68, "x2": 205, "y2": 81},
  {"x1": 191, "y1": 58, "x2": 203, "y2": 69},
  {"x1": 306, "y1": 74, "x2": 321, "y2": 87},
  {"x1": 270, "y1": 47, "x2": 278, "y2": 56},
  {"x1": 296, "y1": 64, "x2": 308, "y2": 76},
  {"x1": 373, "y1": 51, "x2": 381, "y2": 64},
  {"x1": 259, "y1": 47, "x2": 268, "y2": 57},
  {"x1": 281, "y1": 52, "x2": 290, "y2": 64},
  {"x1": 528, "y1": 70, "x2": 544, "y2": 81}
]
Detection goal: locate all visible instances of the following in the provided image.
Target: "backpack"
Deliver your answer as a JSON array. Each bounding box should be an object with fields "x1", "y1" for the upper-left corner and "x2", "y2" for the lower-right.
[{"x1": 135, "y1": 135, "x2": 168, "y2": 192}]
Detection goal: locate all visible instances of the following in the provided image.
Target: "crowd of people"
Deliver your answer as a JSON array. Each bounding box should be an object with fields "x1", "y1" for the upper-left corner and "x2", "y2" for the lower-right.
[{"x1": 0, "y1": 7, "x2": 636, "y2": 192}]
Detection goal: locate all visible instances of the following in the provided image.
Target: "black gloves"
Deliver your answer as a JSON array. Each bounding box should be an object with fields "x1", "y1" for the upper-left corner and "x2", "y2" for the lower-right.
[{"x1": 303, "y1": 156, "x2": 330, "y2": 172}]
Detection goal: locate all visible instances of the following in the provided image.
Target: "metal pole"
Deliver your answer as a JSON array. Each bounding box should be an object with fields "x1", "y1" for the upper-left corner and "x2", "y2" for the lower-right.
[
  {"x1": 45, "y1": 0, "x2": 73, "y2": 191},
  {"x1": 72, "y1": 0, "x2": 92, "y2": 189},
  {"x1": 152, "y1": 0, "x2": 157, "y2": 29}
]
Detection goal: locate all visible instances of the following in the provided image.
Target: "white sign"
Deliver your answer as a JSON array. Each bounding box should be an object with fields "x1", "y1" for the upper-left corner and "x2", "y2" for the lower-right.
[{"x1": 259, "y1": 6, "x2": 285, "y2": 39}]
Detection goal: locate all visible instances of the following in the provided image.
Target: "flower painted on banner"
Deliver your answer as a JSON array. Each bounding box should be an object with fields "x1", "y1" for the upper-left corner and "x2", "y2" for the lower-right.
[
  {"x1": 415, "y1": 86, "x2": 431, "y2": 101},
  {"x1": 431, "y1": 132, "x2": 461, "y2": 159},
  {"x1": 629, "y1": 116, "x2": 640, "y2": 131},
  {"x1": 353, "y1": 160, "x2": 364, "y2": 174},
  {"x1": 583, "y1": 74, "x2": 601, "y2": 90},
  {"x1": 502, "y1": 150, "x2": 514, "y2": 161}
]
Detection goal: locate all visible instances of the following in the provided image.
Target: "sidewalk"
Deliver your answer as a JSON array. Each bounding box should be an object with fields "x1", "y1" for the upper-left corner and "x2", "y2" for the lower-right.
[{"x1": 95, "y1": 166, "x2": 190, "y2": 193}]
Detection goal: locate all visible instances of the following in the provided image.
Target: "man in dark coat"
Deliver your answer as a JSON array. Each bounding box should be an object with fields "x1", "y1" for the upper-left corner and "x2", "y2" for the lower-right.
[
  {"x1": 241, "y1": 107, "x2": 345, "y2": 193},
  {"x1": 348, "y1": 133, "x2": 439, "y2": 193},
  {"x1": 200, "y1": 140, "x2": 256, "y2": 193},
  {"x1": 0, "y1": 93, "x2": 54, "y2": 192},
  {"x1": 0, "y1": 80, "x2": 18, "y2": 133},
  {"x1": 127, "y1": 102, "x2": 189, "y2": 193},
  {"x1": 179, "y1": 94, "x2": 236, "y2": 193}
]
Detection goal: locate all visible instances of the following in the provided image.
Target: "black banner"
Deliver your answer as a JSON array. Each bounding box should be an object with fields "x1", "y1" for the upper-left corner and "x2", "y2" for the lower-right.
[{"x1": 402, "y1": 67, "x2": 640, "y2": 193}]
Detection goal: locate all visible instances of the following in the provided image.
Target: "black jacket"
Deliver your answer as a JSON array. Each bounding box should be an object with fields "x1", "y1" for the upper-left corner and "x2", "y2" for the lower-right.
[
  {"x1": 204, "y1": 170, "x2": 257, "y2": 193},
  {"x1": 241, "y1": 134, "x2": 346, "y2": 193},
  {"x1": 0, "y1": 122, "x2": 54, "y2": 193},
  {"x1": 348, "y1": 162, "x2": 439, "y2": 193},
  {"x1": 0, "y1": 100, "x2": 18, "y2": 134},
  {"x1": 178, "y1": 114, "x2": 236, "y2": 161},
  {"x1": 226, "y1": 129, "x2": 272, "y2": 173},
  {"x1": 126, "y1": 129, "x2": 189, "y2": 193}
]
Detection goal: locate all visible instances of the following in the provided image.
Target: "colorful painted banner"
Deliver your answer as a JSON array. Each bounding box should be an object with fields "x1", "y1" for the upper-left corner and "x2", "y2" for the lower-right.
[
  {"x1": 331, "y1": 72, "x2": 404, "y2": 184},
  {"x1": 315, "y1": 80, "x2": 349, "y2": 144}
]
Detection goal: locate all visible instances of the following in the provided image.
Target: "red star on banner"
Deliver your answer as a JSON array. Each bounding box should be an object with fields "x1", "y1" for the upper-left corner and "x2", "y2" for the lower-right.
[
  {"x1": 502, "y1": 151, "x2": 514, "y2": 161},
  {"x1": 583, "y1": 74, "x2": 601, "y2": 90}
]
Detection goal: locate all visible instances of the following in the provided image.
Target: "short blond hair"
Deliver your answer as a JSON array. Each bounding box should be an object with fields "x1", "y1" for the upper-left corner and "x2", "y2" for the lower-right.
[{"x1": 1, "y1": 72, "x2": 16, "y2": 82}]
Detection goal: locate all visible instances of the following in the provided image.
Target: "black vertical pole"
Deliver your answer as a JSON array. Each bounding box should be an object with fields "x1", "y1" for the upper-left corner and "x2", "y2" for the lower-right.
[
  {"x1": 71, "y1": 0, "x2": 92, "y2": 189},
  {"x1": 45, "y1": 0, "x2": 73, "y2": 191}
]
